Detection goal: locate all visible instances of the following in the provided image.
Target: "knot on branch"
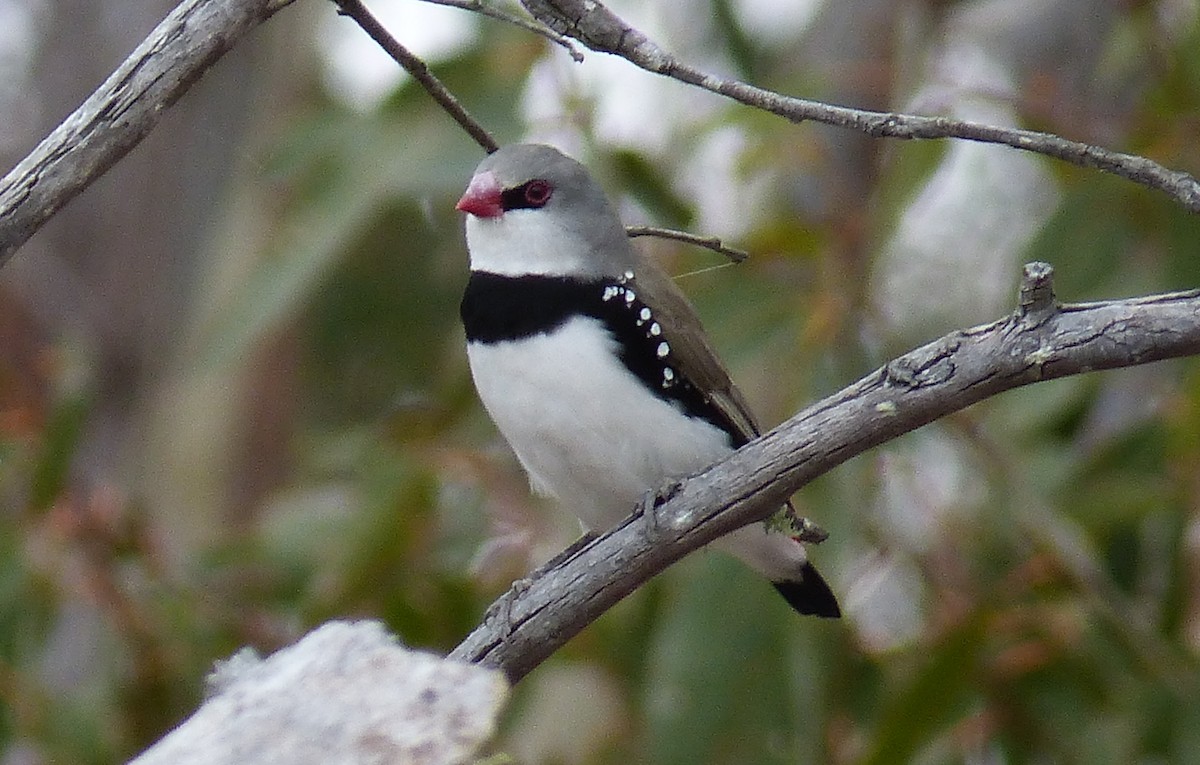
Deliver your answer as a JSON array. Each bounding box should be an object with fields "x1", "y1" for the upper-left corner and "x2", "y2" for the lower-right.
[
  {"x1": 883, "y1": 342, "x2": 958, "y2": 389},
  {"x1": 1017, "y1": 261, "x2": 1058, "y2": 324},
  {"x1": 521, "y1": 0, "x2": 630, "y2": 52},
  {"x1": 521, "y1": 0, "x2": 673, "y2": 71}
]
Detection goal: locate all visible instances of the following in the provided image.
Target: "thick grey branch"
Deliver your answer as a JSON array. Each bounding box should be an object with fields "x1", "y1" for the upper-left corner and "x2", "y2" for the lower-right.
[
  {"x1": 0, "y1": 0, "x2": 293, "y2": 269},
  {"x1": 519, "y1": 0, "x2": 1200, "y2": 213},
  {"x1": 450, "y1": 263, "x2": 1200, "y2": 682}
]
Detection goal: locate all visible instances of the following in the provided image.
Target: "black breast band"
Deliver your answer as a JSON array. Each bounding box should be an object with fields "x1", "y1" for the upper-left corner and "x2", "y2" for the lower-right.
[{"x1": 461, "y1": 270, "x2": 741, "y2": 444}]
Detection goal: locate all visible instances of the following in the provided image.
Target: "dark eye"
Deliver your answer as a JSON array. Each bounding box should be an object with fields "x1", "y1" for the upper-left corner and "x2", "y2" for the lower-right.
[
  {"x1": 500, "y1": 178, "x2": 555, "y2": 211},
  {"x1": 523, "y1": 179, "x2": 553, "y2": 207}
]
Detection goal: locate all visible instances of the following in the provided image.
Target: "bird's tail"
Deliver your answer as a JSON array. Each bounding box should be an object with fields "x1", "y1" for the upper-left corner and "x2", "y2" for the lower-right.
[
  {"x1": 772, "y1": 562, "x2": 841, "y2": 618},
  {"x1": 712, "y1": 525, "x2": 842, "y2": 618}
]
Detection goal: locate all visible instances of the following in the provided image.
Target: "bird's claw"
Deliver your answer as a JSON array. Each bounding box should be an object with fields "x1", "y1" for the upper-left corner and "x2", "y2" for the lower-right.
[
  {"x1": 485, "y1": 576, "x2": 533, "y2": 645},
  {"x1": 765, "y1": 506, "x2": 830, "y2": 544},
  {"x1": 636, "y1": 481, "x2": 680, "y2": 539}
]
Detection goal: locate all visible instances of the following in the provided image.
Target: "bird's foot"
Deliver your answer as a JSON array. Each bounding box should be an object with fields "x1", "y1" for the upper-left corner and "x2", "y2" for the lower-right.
[
  {"x1": 636, "y1": 480, "x2": 682, "y2": 539},
  {"x1": 485, "y1": 576, "x2": 534, "y2": 645},
  {"x1": 491, "y1": 530, "x2": 602, "y2": 643},
  {"x1": 765, "y1": 506, "x2": 830, "y2": 544}
]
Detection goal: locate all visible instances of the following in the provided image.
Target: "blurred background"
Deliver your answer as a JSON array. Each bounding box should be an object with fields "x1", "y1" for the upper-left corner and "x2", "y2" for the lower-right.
[{"x1": 2, "y1": 0, "x2": 1200, "y2": 762}]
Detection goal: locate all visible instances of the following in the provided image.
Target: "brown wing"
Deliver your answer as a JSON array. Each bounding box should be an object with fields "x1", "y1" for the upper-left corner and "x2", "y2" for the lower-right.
[
  {"x1": 627, "y1": 249, "x2": 809, "y2": 525},
  {"x1": 626, "y1": 250, "x2": 762, "y2": 445}
]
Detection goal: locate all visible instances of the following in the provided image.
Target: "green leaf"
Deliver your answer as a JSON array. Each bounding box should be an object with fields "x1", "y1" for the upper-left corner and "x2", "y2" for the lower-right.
[
  {"x1": 860, "y1": 616, "x2": 985, "y2": 765},
  {"x1": 643, "y1": 556, "x2": 801, "y2": 765}
]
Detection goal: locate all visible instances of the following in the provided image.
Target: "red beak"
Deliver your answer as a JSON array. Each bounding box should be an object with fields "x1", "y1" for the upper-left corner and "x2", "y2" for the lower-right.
[{"x1": 456, "y1": 170, "x2": 504, "y2": 218}]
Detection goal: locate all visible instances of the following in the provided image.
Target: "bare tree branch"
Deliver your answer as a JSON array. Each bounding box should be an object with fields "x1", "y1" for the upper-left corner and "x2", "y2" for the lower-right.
[
  {"x1": 518, "y1": 0, "x2": 1200, "y2": 214},
  {"x1": 332, "y1": 0, "x2": 499, "y2": 152},
  {"x1": 0, "y1": 0, "x2": 294, "y2": 270},
  {"x1": 420, "y1": 0, "x2": 584, "y2": 62},
  {"x1": 450, "y1": 262, "x2": 1200, "y2": 682},
  {"x1": 625, "y1": 225, "x2": 749, "y2": 263}
]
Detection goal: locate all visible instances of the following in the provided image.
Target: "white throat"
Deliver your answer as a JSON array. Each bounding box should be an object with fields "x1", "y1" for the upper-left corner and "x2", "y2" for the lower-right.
[{"x1": 465, "y1": 211, "x2": 594, "y2": 277}]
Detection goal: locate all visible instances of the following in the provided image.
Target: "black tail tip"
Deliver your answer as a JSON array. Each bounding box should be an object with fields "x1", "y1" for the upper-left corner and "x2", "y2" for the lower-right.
[{"x1": 773, "y1": 562, "x2": 841, "y2": 618}]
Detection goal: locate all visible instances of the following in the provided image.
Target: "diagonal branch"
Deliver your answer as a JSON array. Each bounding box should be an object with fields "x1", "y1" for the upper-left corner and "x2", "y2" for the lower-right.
[
  {"x1": 332, "y1": 0, "x2": 499, "y2": 152},
  {"x1": 518, "y1": 0, "x2": 1200, "y2": 214},
  {"x1": 450, "y1": 262, "x2": 1200, "y2": 682},
  {"x1": 0, "y1": 0, "x2": 294, "y2": 270}
]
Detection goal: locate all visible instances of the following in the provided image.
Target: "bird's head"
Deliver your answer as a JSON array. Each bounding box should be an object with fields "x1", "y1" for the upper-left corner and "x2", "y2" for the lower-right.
[{"x1": 457, "y1": 144, "x2": 636, "y2": 278}]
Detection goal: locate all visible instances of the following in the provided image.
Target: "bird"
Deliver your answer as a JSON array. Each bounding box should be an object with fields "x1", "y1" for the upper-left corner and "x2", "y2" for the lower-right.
[{"x1": 456, "y1": 143, "x2": 840, "y2": 618}]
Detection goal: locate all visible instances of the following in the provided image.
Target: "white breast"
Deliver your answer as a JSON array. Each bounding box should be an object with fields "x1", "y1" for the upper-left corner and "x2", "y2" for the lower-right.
[{"x1": 466, "y1": 316, "x2": 733, "y2": 530}]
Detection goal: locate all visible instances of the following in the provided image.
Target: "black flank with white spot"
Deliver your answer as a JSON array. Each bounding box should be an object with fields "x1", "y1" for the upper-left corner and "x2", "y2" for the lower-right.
[{"x1": 461, "y1": 270, "x2": 745, "y2": 446}]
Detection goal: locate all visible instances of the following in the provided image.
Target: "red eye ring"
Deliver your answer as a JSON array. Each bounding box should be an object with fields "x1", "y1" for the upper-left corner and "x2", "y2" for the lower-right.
[{"x1": 524, "y1": 179, "x2": 552, "y2": 207}]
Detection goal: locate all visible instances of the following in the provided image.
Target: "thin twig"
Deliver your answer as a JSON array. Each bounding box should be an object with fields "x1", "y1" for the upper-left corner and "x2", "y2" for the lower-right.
[
  {"x1": 332, "y1": 0, "x2": 499, "y2": 153},
  {"x1": 625, "y1": 225, "x2": 749, "y2": 263},
  {"x1": 519, "y1": 0, "x2": 1200, "y2": 213},
  {"x1": 420, "y1": 0, "x2": 583, "y2": 62}
]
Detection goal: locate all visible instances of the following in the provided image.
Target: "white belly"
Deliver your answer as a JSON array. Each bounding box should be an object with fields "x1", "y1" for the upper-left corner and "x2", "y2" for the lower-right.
[{"x1": 467, "y1": 316, "x2": 733, "y2": 530}]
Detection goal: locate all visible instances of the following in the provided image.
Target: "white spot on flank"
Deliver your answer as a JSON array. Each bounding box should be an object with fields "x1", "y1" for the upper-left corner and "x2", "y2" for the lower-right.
[
  {"x1": 657, "y1": 341, "x2": 670, "y2": 358},
  {"x1": 639, "y1": 307, "x2": 652, "y2": 321},
  {"x1": 622, "y1": 270, "x2": 635, "y2": 282},
  {"x1": 624, "y1": 290, "x2": 636, "y2": 303},
  {"x1": 649, "y1": 322, "x2": 661, "y2": 336}
]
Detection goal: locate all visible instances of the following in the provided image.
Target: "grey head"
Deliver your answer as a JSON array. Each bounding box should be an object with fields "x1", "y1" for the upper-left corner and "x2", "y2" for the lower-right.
[{"x1": 458, "y1": 144, "x2": 638, "y2": 278}]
